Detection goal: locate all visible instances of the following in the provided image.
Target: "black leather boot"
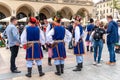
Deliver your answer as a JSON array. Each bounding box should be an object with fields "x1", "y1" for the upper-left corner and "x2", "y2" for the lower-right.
[
  {"x1": 80, "y1": 63, "x2": 83, "y2": 69},
  {"x1": 26, "y1": 67, "x2": 32, "y2": 78},
  {"x1": 90, "y1": 46, "x2": 93, "y2": 52},
  {"x1": 55, "y1": 65, "x2": 61, "y2": 76},
  {"x1": 73, "y1": 63, "x2": 81, "y2": 71},
  {"x1": 87, "y1": 46, "x2": 89, "y2": 52},
  {"x1": 76, "y1": 63, "x2": 83, "y2": 68},
  {"x1": 61, "y1": 64, "x2": 64, "y2": 74},
  {"x1": 48, "y1": 58, "x2": 52, "y2": 66},
  {"x1": 38, "y1": 65, "x2": 45, "y2": 77}
]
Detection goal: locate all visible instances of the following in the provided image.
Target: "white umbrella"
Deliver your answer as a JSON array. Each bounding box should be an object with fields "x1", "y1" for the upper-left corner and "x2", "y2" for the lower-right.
[
  {"x1": 70, "y1": 18, "x2": 75, "y2": 22},
  {"x1": 47, "y1": 17, "x2": 53, "y2": 22},
  {"x1": 18, "y1": 17, "x2": 27, "y2": 22},
  {"x1": 0, "y1": 16, "x2": 11, "y2": 22},
  {"x1": 100, "y1": 18, "x2": 107, "y2": 22},
  {"x1": 113, "y1": 19, "x2": 118, "y2": 21},
  {"x1": 100, "y1": 18, "x2": 118, "y2": 22},
  {"x1": 94, "y1": 18, "x2": 97, "y2": 21},
  {"x1": 61, "y1": 18, "x2": 70, "y2": 22}
]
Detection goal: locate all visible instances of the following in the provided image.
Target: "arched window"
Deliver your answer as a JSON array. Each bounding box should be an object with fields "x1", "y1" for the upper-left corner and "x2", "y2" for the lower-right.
[
  {"x1": 0, "y1": 12, "x2": 6, "y2": 19},
  {"x1": 17, "y1": 12, "x2": 27, "y2": 19},
  {"x1": 39, "y1": 5, "x2": 55, "y2": 19}
]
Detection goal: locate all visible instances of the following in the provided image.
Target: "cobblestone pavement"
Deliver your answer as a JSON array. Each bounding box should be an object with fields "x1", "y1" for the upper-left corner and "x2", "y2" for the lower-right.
[{"x1": 0, "y1": 44, "x2": 120, "y2": 80}]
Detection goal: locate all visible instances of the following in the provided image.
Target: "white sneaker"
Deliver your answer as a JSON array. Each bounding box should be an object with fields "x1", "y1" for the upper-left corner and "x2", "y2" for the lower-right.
[
  {"x1": 97, "y1": 63, "x2": 102, "y2": 66},
  {"x1": 101, "y1": 58, "x2": 103, "y2": 61},
  {"x1": 93, "y1": 62, "x2": 97, "y2": 65}
]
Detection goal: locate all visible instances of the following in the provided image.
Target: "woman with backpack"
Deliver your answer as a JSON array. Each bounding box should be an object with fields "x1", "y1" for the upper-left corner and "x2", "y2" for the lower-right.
[{"x1": 90, "y1": 21, "x2": 106, "y2": 66}]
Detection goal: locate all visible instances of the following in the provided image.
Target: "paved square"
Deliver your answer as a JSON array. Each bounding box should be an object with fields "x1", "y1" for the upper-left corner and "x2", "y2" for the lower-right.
[{"x1": 0, "y1": 45, "x2": 120, "y2": 80}]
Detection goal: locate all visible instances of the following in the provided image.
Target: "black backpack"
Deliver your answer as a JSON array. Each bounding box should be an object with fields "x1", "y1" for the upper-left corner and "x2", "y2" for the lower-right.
[{"x1": 93, "y1": 28, "x2": 101, "y2": 41}]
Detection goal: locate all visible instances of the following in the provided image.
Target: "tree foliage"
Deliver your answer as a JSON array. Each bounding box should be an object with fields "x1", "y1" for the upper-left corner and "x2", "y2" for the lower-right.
[{"x1": 111, "y1": 0, "x2": 120, "y2": 13}]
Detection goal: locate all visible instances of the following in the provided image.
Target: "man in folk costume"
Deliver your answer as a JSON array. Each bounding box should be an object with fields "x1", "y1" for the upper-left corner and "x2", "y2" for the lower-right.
[
  {"x1": 73, "y1": 16, "x2": 85, "y2": 71},
  {"x1": 21, "y1": 17, "x2": 45, "y2": 78},
  {"x1": 47, "y1": 16, "x2": 72, "y2": 76},
  {"x1": 85, "y1": 18, "x2": 94, "y2": 52}
]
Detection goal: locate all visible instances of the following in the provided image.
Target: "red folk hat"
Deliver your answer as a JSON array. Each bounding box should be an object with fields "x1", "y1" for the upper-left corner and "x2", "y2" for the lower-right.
[{"x1": 30, "y1": 17, "x2": 37, "y2": 24}]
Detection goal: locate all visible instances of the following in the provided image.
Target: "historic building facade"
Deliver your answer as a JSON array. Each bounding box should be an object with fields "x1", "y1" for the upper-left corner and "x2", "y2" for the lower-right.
[
  {"x1": 95, "y1": 0, "x2": 120, "y2": 19},
  {"x1": 0, "y1": 0, "x2": 93, "y2": 20}
]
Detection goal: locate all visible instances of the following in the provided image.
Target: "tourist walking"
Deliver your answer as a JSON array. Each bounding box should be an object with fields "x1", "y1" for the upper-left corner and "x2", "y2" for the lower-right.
[{"x1": 91, "y1": 21, "x2": 105, "y2": 65}]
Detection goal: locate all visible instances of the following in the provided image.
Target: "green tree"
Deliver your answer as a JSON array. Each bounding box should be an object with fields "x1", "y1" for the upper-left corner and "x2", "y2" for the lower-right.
[{"x1": 111, "y1": 0, "x2": 120, "y2": 14}]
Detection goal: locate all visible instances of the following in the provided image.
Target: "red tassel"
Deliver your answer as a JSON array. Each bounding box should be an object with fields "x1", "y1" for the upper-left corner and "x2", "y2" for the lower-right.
[{"x1": 23, "y1": 44, "x2": 27, "y2": 49}]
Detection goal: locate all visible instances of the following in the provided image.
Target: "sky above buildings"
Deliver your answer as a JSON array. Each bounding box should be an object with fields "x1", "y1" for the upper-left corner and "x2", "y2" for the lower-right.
[{"x1": 93, "y1": 0, "x2": 101, "y2": 3}]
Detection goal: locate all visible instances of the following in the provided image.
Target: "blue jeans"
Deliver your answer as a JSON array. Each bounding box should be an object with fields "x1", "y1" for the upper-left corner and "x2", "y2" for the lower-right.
[
  {"x1": 107, "y1": 43, "x2": 116, "y2": 62},
  {"x1": 93, "y1": 40, "x2": 103, "y2": 63}
]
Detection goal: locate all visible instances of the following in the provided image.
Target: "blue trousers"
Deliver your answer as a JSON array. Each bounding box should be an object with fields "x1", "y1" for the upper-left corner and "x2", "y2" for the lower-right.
[
  {"x1": 54, "y1": 60, "x2": 64, "y2": 65},
  {"x1": 76, "y1": 56, "x2": 83, "y2": 64},
  {"x1": 93, "y1": 40, "x2": 103, "y2": 63},
  {"x1": 27, "y1": 60, "x2": 42, "y2": 68},
  {"x1": 107, "y1": 43, "x2": 116, "y2": 62}
]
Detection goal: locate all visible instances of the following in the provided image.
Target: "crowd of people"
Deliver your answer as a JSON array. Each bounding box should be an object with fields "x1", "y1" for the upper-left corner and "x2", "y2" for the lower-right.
[{"x1": 0, "y1": 15, "x2": 120, "y2": 78}]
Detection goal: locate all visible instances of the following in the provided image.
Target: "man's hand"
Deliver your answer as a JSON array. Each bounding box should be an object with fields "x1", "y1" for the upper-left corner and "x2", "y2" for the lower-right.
[
  {"x1": 74, "y1": 42, "x2": 77, "y2": 47},
  {"x1": 16, "y1": 43, "x2": 20, "y2": 46}
]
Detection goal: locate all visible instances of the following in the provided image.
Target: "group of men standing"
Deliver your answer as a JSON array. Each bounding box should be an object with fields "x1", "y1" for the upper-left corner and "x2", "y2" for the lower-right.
[
  {"x1": 2, "y1": 14, "x2": 119, "y2": 78},
  {"x1": 3, "y1": 15, "x2": 85, "y2": 78}
]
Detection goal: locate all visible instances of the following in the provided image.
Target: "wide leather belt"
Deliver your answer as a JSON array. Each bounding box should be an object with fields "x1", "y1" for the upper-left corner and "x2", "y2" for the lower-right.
[
  {"x1": 54, "y1": 40, "x2": 64, "y2": 43},
  {"x1": 50, "y1": 40, "x2": 64, "y2": 48},
  {"x1": 26, "y1": 41, "x2": 40, "y2": 49},
  {"x1": 27, "y1": 41, "x2": 40, "y2": 44}
]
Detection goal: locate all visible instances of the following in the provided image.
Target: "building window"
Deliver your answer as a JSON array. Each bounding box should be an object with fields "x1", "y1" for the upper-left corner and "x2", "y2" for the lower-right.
[
  {"x1": 110, "y1": 9, "x2": 112, "y2": 12},
  {"x1": 107, "y1": 3, "x2": 109, "y2": 6},
  {"x1": 97, "y1": 11, "x2": 99, "y2": 14},
  {"x1": 100, "y1": 11, "x2": 102, "y2": 14},
  {"x1": 104, "y1": 4, "x2": 105, "y2": 7},
  {"x1": 103, "y1": 10, "x2": 105, "y2": 14},
  {"x1": 17, "y1": 12, "x2": 27, "y2": 19},
  {"x1": 97, "y1": 5, "x2": 99, "y2": 8},
  {"x1": 106, "y1": 9, "x2": 108, "y2": 13}
]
